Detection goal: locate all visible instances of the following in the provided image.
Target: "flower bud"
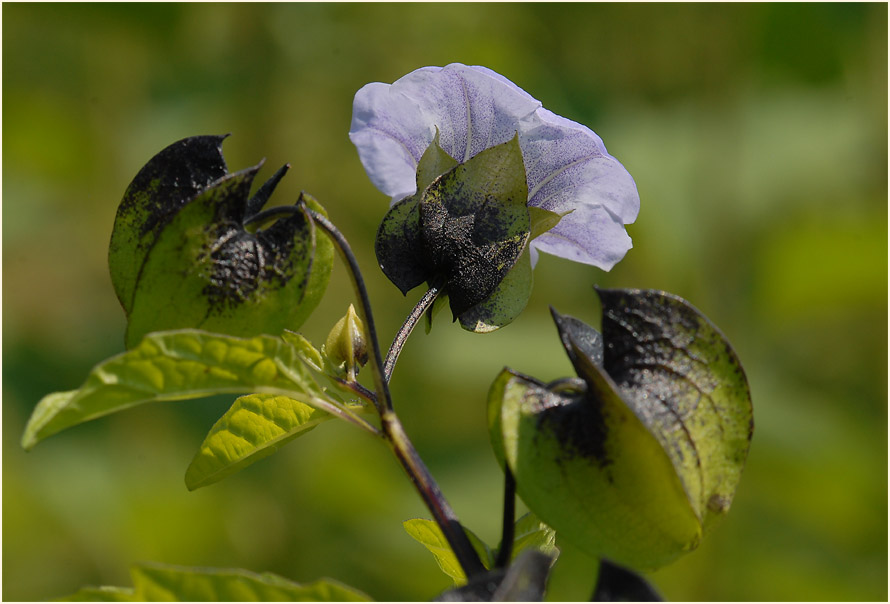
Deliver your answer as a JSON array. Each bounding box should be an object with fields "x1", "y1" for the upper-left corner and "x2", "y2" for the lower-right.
[{"x1": 323, "y1": 304, "x2": 368, "y2": 381}]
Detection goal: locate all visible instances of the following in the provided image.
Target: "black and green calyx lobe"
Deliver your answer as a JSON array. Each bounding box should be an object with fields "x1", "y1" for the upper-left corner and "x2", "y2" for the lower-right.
[
  {"x1": 488, "y1": 287, "x2": 754, "y2": 570},
  {"x1": 375, "y1": 134, "x2": 534, "y2": 332},
  {"x1": 109, "y1": 135, "x2": 333, "y2": 349}
]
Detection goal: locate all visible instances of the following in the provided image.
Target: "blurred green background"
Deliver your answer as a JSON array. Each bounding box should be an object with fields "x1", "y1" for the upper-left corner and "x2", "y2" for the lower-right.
[{"x1": 3, "y1": 3, "x2": 887, "y2": 601}]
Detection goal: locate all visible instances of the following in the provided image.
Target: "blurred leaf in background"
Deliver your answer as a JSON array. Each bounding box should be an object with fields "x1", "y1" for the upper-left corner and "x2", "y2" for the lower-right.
[{"x1": 3, "y1": 3, "x2": 886, "y2": 601}]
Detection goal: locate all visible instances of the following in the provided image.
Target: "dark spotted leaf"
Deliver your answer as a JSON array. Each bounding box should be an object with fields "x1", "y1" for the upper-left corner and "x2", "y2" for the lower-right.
[
  {"x1": 124, "y1": 166, "x2": 318, "y2": 348},
  {"x1": 487, "y1": 366, "x2": 699, "y2": 571},
  {"x1": 375, "y1": 134, "x2": 533, "y2": 331},
  {"x1": 245, "y1": 163, "x2": 290, "y2": 218}
]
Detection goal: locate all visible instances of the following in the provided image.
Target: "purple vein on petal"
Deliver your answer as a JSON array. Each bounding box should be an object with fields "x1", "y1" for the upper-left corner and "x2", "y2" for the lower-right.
[
  {"x1": 460, "y1": 77, "x2": 473, "y2": 163},
  {"x1": 528, "y1": 153, "x2": 602, "y2": 202},
  {"x1": 365, "y1": 126, "x2": 421, "y2": 169}
]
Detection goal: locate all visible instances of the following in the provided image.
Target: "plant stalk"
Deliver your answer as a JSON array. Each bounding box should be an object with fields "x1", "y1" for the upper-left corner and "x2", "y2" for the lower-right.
[
  {"x1": 383, "y1": 411, "x2": 487, "y2": 578},
  {"x1": 384, "y1": 282, "x2": 441, "y2": 382},
  {"x1": 304, "y1": 201, "x2": 486, "y2": 579}
]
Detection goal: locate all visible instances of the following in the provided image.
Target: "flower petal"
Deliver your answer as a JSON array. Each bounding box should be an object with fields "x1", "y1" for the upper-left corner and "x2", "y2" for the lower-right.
[
  {"x1": 349, "y1": 81, "x2": 433, "y2": 203},
  {"x1": 350, "y1": 64, "x2": 541, "y2": 203},
  {"x1": 530, "y1": 202, "x2": 633, "y2": 271},
  {"x1": 520, "y1": 108, "x2": 639, "y2": 270},
  {"x1": 521, "y1": 108, "x2": 640, "y2": 224}
]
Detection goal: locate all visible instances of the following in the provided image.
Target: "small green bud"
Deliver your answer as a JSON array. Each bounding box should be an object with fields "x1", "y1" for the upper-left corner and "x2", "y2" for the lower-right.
[{"x1": 323, "y1": 304, "x2": 368, "y2": 381}]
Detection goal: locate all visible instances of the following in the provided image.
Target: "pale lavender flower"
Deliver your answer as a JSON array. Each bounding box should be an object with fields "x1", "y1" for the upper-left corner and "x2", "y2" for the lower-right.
[{"x1": 349, "y1": 63, "x2": 640, "y2": 271}]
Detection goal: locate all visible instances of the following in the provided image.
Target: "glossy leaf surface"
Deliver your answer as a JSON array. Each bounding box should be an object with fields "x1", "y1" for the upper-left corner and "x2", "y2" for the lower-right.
[
  {"x1": 404, "y1": 512, "x2": 557, "y2": 588},
  {"x1": 21, "y1": 330, "x2": 339, "y2": 450},
  {"x1": 403, "y1": 518, "x2": 493, "y2": 585},
  {"x1": 186, "y1": 392, "x2": 361, "y2": 491}
]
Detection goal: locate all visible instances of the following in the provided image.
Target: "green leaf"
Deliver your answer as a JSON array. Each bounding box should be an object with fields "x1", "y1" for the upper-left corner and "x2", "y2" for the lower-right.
[
  {"x1": 281, "y1": 330, "x2": 325, "y2": 371},
  {"x1": 108, "y1": 136, "x2": 331, "y2": 349},
  {"x1": 507, "y1": 513, "x2": 558, "y2": 562},
  {"x1": 402, "y1": 518, "x2": 493, "y2": 585},
  {"x1": 186, "y1": 393, "x2": 359, "y2": 490},
  {"x1": 60, "y1": 562, "x2": 373, "y2": 601},
  {"x1": 458, "y1": 247, "x2": 532, "y2": 333},
  {"x1": 22, "y1": 330, "x2": 341, "y2": 450},
  {"x1": 109, "y1": 135, "x2": 229, "y2": 314},
  {"x1": 58, "y1": 586, "x2": 137, "y2": 601},
  {"x1": 419, "y1": 134, "x2": 530, "y2": 317}
]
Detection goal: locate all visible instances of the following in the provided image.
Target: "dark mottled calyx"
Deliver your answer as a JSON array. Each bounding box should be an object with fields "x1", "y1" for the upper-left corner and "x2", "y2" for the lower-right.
[
  {"x1": 125, "y1": 135, "x2": 229, "y2": 239},
  {"x1": 201, "y1": 205, "x2": 311, "y2": 312},
  {"x1": 420, "y1": 167, "x2": 529, "y2": 317},
  {"x1": 534, "y1": 385, "x2": 611, "y2": 469},
  {"x1": 110, "y1": 135, "x2": 231, "y2": 314},
  {"x1": 375, "y1": 134, "x2": 531, "y2": 326}
]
